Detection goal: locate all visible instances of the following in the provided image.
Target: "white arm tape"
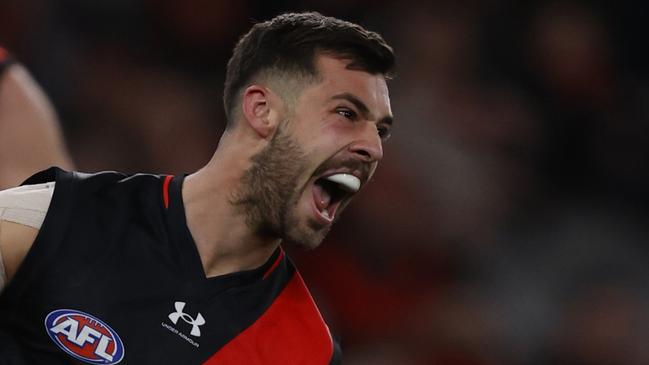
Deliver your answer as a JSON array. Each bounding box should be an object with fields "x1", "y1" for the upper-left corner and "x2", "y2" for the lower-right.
[{"x1": 0, "y1": 182, "x2": 55, "y2": 289}]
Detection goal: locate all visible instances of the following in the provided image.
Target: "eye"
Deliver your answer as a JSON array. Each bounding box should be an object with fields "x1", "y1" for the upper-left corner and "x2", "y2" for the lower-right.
[
  {"x1": 336, "y1": 108, "x2": 358, "y2": 120},
  {"x1": 378, "y1": 125, "x2": 391, "y2": 141}
]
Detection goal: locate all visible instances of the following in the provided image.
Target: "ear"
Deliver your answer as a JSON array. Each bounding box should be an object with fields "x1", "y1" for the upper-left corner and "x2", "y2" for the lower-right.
[{"x1": 241, "y1": 85, "x2": 277, "y2": 139}]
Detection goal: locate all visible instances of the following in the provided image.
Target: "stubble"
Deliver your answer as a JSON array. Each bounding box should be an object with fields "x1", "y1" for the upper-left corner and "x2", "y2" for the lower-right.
[{"x1": 231, "y1": 124, "x2": 326, "y2": 247}]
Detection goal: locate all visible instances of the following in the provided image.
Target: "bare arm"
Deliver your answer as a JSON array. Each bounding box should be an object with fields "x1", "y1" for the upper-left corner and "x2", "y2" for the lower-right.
[
  {"x1": 0, "y1": 183, "x2": 54, "y2": 291},
  {"x1": 0, "y1": 63, "x2": 74, "y2": 189},
  {"x1": 0, "y1": 221, "x2": 38, "y2": 284}
]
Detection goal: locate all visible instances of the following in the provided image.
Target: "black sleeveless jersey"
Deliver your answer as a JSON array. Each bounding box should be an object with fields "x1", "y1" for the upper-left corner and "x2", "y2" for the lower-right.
[{"x1": 0, "y1": 168, "x2": 341, "y2": 364}]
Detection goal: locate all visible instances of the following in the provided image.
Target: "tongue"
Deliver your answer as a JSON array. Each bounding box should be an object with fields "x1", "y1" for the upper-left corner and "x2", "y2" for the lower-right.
[{"x1": 313, "y1": 182, "x2": 332, "y2": 211}]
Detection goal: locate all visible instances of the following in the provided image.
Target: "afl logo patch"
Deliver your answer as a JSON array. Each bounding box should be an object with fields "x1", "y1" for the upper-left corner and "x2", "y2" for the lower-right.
[{"x1": 44, "y1": 309, "x2": 125, "y2": 364}]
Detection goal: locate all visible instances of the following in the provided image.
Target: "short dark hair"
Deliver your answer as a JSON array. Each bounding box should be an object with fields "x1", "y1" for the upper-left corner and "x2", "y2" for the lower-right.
[{"x1": 223, "y1": 12, "x2": 395, "y2": 124}]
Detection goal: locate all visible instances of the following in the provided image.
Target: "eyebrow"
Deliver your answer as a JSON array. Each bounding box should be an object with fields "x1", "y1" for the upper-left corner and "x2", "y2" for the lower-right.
[{"x1": 331, "y1": 93, "x2": 394, "y2": 126}]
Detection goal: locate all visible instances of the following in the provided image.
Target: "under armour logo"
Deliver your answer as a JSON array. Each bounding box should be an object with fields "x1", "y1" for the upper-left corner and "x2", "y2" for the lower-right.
[{"x1": 168, "y1": 301, "x2": 205, "y2": 337}]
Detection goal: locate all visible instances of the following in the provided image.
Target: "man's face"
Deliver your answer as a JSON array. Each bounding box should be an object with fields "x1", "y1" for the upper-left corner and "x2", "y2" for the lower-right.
[{"x1": 237, "y1": 55, "x2": 393, "y2": 249}]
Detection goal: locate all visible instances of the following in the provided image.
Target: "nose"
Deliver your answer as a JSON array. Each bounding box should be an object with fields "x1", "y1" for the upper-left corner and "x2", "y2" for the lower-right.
[{"x1": 348, "y1": 123, "x2": 384, "y2": 163}]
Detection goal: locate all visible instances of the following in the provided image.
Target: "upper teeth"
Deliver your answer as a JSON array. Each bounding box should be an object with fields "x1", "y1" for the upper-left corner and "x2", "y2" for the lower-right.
[{"x1": 325, "y1": 174, "x2": 361, "y2": 193}]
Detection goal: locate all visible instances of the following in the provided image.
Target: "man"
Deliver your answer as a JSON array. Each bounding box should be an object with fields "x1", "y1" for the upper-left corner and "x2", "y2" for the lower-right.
[
  {"x1": 0, "y1": 12, "x2": 394, "y2": 364},
  {"x1": 0, "y1": 47, "x2": 74, "y2": 190}
]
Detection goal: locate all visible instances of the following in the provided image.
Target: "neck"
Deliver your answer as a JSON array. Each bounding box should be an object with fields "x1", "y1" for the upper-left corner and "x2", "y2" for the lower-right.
[{"x1": 181, "y1": 135, "x2": 280, "y2": 278}]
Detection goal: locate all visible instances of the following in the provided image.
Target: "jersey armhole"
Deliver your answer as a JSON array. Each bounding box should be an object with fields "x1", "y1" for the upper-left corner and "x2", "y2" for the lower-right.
[
  {"x1": 0, "y1": 181, "x2": 55, "y2": 291},
  {"x1": 2, "y1": 168, "x2": 76, "y2": 299}
]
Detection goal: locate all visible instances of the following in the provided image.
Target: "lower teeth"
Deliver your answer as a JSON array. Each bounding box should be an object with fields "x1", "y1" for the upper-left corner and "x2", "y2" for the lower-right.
[{"x1": 322, "y1": 209, "x2": 330, "y2": 219}]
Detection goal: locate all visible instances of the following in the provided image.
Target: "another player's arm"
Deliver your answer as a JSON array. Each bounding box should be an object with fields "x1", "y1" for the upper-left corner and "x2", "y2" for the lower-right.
[
  {"x1": 0, "y1": 183, "x2": 54, "y2": 292},
  {"x1": 0, "y1": 62, "x2": 74, "y2": 189}
]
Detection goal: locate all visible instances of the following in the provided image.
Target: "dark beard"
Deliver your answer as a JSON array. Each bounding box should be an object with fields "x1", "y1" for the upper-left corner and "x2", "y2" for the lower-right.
[{"x1": 230, "y1": 125, "x2": 308, "y2": 240}]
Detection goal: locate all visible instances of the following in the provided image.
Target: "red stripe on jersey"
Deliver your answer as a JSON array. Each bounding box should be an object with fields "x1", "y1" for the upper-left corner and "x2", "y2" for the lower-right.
[
  {"x1": 0, "y1": 47, "x2": 7, "y2": 62},
  {"x1": 162, "y1": 175, "x2": 173, "y2": 209},
  {"x1": 203, "y1": 271, "x2": 334, "y2": 365},
  {"x1": 262, "y1": 248, "x2": 285, "y2": 280}
]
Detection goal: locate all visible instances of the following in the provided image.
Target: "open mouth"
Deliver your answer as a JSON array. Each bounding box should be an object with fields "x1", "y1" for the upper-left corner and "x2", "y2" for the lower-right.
[{"x1": 312, "y1": 173, "x2": 361, "y2": 224}]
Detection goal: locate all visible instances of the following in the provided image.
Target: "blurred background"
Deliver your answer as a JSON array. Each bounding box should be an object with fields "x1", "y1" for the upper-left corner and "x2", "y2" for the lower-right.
[{"x1": 2, "y1": 0, "x2": 649, "y2": 363}]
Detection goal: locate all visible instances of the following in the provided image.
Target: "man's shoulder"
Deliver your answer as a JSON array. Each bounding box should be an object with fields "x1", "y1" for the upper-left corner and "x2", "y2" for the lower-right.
[
  {"x1": 15, "y1": 167, "x2": 172, "y2": 222},
  {"x1": 23, "y1": 167, "x2": 168, "y2": 194}
]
